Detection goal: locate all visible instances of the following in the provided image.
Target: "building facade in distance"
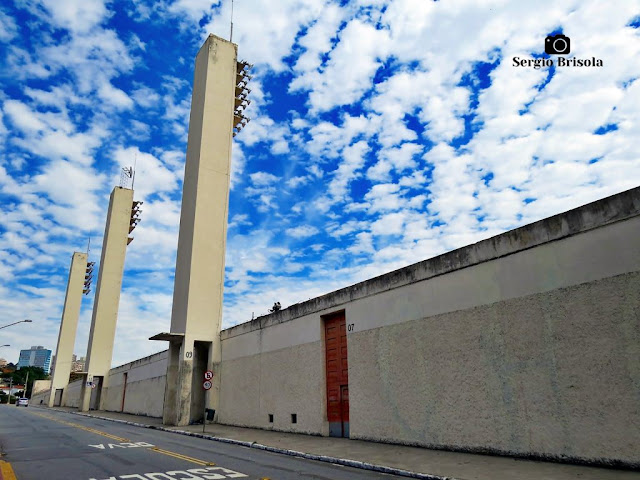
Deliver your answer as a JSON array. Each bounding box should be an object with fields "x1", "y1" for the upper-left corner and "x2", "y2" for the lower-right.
[
  {"x1": 17, "y1": 346, "x2": 52, "y2": 373},
  {"x1": 72, "y1": 355, "x2": 86, "y2": 373}
]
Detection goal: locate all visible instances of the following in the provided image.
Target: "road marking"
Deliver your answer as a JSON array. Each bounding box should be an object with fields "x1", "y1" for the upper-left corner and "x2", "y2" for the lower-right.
[
  {"x1": 149, "y1": 447, "x2": 215, "y2": 466},
  {"x1": 25, "y1": 411, "x2": 247, "y2": 479},
  {"x1": 89, "y1": 467, "x2": 248, "y2": 479},
  {"x1": 27, "y1": 411, "x2": 129, "y2": 442},
  {"x1": 0, "y1": 460, "x2": 17, "y2": 480},
  {"x1": 89, "y1": 442, "x2": 155, "y2": 450}
]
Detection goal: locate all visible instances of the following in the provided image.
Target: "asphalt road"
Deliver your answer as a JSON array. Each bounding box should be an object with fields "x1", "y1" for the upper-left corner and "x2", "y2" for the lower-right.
[{"x1": 0, "y1": 405, "x2": 405, "y2": 480}]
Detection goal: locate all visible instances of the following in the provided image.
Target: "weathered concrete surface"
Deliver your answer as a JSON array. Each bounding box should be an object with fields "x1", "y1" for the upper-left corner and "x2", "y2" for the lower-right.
[
  {"x1": 48, "y1": 252, "x2": 87, "y2": 407},
  {"x1": 349, "y1": 270, "x2": 640, "y2": 466},
  {"x1": 102, "y1": 350, "x2": 168, "y2": 417},
  {"x1": 217, "y1": 187, "x2": 640, "y2": 467},
  {"x1": 219, "y1": 340, "x2": 327, "y2": 434},
  {"x1": 32, "y1": 378, "x2": 84, "y2": 407},
  {"x1": 32, "y1": 379, "x2": 51, "y2": 396},
  {"x1": 162, "y1": 34, "x2": 237, "y2": 426},
  {"x1": 80, "y1": 187, "x2": 134, "y2": 412}
]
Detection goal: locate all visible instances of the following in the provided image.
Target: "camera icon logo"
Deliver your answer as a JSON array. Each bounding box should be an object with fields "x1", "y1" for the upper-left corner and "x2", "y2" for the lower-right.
[{"x1": 545, "y1": 34, "x2": 570, "y2": 55}]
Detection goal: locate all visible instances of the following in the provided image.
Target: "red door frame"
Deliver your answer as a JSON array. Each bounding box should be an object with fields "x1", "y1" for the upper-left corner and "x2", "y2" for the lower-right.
[
  {"x1": 121, "y1": 372, "x2": 128, "y2": 412},
  {"x1": 324, "y1": 311, "x2": 349, "y2": 437}
]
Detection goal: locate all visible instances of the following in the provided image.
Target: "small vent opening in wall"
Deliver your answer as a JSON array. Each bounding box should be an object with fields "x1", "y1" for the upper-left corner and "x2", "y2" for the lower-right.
[
  {"x1": 268, "y1": 414, "x2": 274, "y2": 423},
  {"x1": 291, "y1": 414, "x2": 297, "y2": 424}
]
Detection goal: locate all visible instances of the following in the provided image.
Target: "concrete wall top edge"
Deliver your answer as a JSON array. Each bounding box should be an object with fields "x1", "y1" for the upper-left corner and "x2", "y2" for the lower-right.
[
  {"x1": 109, "y1": 349, "x2": 168, "y2": 373},
  {"x1": 221, "y1": 186, "x2": 640, "y2": 340},
  {"x1": 201, "y1": 33, "x2": 238, "y2": 55}
]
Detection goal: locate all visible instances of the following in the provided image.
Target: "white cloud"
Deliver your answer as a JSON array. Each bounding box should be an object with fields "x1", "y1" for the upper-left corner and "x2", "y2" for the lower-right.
[
  {"x1": 299, "y1": 18, "x2": 391, "y2": 112},
  {"x1": 112, "y1": 147, "x2": 181, "y2": 200},
  {"x1": 39, "y1": 0, "x2": 110, "y2": 34},
  {"x1": 98, "y1": 82, "x2": 134, "y2": 110},
  {"x1": 288, "y1": 225, "x2": 319, "y2": 239},
  {"x1": 250, "y1": 171, "x2": 279, "y2": 186},
  {"x1": 0, "y1": 8, "x2": 18, "y2": 42},
  {"x1": 202, "y1": 0, "x2": 328, "y2": 72},
  {"x1": 167, "y1": 0, "x2": 217, "y2": 23},
  {"x1": 1, "y1": 0, "x2": 639, "y2": 367},
  {"x1": 3, "y1": 100, "x2": 47, "y2": 133},
  {"x1": 326, "y1": 140, "x2": 368, "y2": 202}
]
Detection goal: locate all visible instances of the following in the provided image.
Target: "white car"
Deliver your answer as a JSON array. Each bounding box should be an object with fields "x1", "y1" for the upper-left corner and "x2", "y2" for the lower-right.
[{"x1": 16, "y1": 398, "x2": 28, "y2": 407}]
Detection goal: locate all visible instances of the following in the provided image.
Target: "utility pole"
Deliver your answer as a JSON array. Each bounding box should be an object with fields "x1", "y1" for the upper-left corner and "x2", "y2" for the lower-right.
[
  {"x1": 8, "y1": 377, "x2": 12, "y2": 403},
  {"x1": 24, "y1": 371, "x2": 29, "y2": 398}
]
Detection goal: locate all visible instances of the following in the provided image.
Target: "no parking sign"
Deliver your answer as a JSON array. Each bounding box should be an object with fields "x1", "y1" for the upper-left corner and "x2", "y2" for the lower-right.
[{"x1": 203, "y1": 370, "x2": 213, "y2": 390}]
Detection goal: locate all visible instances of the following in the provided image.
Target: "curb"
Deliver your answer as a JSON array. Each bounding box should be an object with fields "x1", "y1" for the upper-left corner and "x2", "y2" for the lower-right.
[{"x1": 62, "y1": 410, "x2": 454, "y2": 480}]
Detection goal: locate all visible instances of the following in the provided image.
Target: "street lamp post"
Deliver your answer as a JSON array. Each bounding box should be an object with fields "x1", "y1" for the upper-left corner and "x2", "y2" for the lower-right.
[
  {"x1": 0, "y1": 320, "x2": 33, "y2": 402},
  {"x1": 0, "y1": 319, "x2": 32, "y2": 330},
  {"x1": 0, "y1": 345, "x2": 9, "y2": 402}
]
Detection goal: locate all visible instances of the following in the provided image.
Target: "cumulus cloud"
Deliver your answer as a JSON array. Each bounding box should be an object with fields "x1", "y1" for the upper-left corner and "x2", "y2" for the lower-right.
[{"x1": 1, "y1": 0, "x2": 639, "y2": 365}]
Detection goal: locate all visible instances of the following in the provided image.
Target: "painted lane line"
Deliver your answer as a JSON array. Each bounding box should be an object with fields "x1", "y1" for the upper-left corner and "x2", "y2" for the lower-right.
[
  {"x1": 149, "y1": 447, "x2": 215, "y2": 466},
  {"x1": 27, "y1": 410, "x2": 130, "y2": 443},
  {"x1": 0, "y1": 460, "x2": 17, "y2": 480}
]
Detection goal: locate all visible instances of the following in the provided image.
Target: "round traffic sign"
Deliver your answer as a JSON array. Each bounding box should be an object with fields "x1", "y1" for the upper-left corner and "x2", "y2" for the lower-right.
[
  {"x1": 203, "y1": 380, "x2": 212, "y2": 390},
  {"x1": 204, "y1": 370, "x2": 213, "y2": 381}
]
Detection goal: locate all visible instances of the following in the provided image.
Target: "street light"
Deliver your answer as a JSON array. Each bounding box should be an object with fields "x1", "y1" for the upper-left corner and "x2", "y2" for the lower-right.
[
  {"x1": 0, "y1": 345, "x2": 9, "y2": 347},
  {"x1": 0, "y1": 319, "x2": 33, "y2": 330}
]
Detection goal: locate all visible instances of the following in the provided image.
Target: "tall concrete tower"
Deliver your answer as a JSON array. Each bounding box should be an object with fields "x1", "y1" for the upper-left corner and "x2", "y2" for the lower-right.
[
  {"x1": 151, "y1": 34, "x2": 250, "y2": 426},
  {"x1": 79, "y1": 186, "x2": 137, "y2": 411},
  {"x1": 48, "y1": 252, "x2": 89, "y2": 407}
]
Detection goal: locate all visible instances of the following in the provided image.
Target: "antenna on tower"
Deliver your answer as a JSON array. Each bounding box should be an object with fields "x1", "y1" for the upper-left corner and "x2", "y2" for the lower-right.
[
  {"x1": 120, "y1": 166, "x2": 134, "y2": 188},
  {"x1": 132, "y1": 153, "x2": 137, "y2": 190},
  {"x1": 230, "y1": 0, "x2": 234, "y2": 42}
]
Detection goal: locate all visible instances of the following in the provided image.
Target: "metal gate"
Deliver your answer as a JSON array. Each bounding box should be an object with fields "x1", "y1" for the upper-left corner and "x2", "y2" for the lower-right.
[
  {"x1": 89, "y1": 376, "x2": 102, "y2": 410},
  {"x1": 53, "y1": 388, "x2": 63, "y2": 407}
]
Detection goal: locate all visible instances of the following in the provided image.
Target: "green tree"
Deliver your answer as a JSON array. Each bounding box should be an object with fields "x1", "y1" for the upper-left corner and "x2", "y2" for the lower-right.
[{"x1": 1, "y1": 366, "x2": 48, "y2": 397}]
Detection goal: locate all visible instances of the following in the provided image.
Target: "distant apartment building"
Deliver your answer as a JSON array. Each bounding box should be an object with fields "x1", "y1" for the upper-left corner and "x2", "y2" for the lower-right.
[
  {"x1": 50, "y1": 354, "x2": 86, "y2": 377},
  {"x1": 0, "y1": 358, "x2": 7, "y2": 367},
  {"x1": 17, "y1": 346, "x2": 52, "y2": 373},
  {"x1": 72, "y1": 355, "x2": 86, "y2": 372}
]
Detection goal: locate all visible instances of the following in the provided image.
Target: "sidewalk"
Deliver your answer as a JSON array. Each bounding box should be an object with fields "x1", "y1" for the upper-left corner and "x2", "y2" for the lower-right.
[{"x1": 47, "y1": 407, "x2": 639, "y2": 480}]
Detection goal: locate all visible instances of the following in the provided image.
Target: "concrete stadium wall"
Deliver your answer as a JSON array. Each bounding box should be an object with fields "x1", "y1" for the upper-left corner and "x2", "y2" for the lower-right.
[
  {"x1": 30, "y1": 378, "x2": 83, "y2": 407},
  {"x1": 102, "y1": 350, "x2": 167, "y2": 418},
  {"x1": 219, "y1": 320, "x2": 327, "y2": 434},
  {"x1": 218, "y1": 187, "x2": 640, "y2": 466},
  {"x1": 30, "y1": 380, "x2": 51, "y2": 405},
  {"x1": 31, "y1": 352, "x2": 167, "y2": 415},
  {"x1": 62, "y1": 379, "x2": 83, "y2": 407}
]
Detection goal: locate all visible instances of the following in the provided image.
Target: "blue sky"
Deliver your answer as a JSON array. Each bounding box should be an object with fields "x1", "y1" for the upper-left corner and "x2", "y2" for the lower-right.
[{"x1": 0, "y1": 0, "x2": 638, "y2": 367}]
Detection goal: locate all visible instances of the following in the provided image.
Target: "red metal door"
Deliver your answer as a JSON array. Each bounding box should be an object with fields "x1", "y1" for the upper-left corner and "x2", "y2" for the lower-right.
[
  {"x1": 325, "y1": 312, "x2": 349, "y2": 437},
  {"x1": 341, "y1": 385, "x2": 349, "y2": 437}
]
